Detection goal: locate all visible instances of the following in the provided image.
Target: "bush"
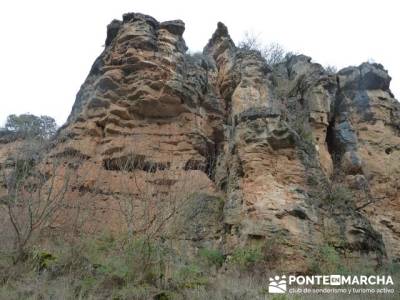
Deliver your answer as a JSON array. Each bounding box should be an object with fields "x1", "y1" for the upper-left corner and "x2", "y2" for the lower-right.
[
  {"x1": 198, "y1": 248, "x2": 224, "y2": 268},
  {"x1": 290, "y1": 114, "x2": 314, "y2": 143},
  {"x1": 385, "y1": 262, "x2": 400, "y2": 275},
  {"x1": 309, "y1": 244, "x2": 345, "y2": 274},
  {"x1": 79, "y1": 235, "x2": 169, "y2": 285},
  {"x1": 326, "y1": 186, "x2": 353, "y2": 204},
  {"x1": 230, "y1": 246, "x2": 263, "y2": 269},
  {"x1": 172, "y1": 264, "x2": 208, "y2": 288},
  {"x1": 262, "y1": 236, "x2": 286, "y2": 268},
  {"x1": 30, "y1": 248, "x2": 56, "y2": 272}
]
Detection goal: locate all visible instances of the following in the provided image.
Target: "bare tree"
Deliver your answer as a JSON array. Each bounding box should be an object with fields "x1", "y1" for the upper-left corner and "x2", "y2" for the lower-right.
[
  {"x1": 102, "y1": 143, "x2": 215, "y2": 285},
  {"x1": 325, "y1": 65, "x2": 338, "y2": 74},
  {"x1": 0, "y1": 140, "x2": 74, "y2": 263},
  {"x1": 238, "y1": 31, "x2": 262, "y2": 51},
  {"x1": 106, "y1": 153, "x2": 211, "y2": 240},
  {"x1": 261, "y1": 42, "x2": 286, "y2": 65},
  {"x1": 238, "y1": 31, "x2": 286, "y2": 65}
]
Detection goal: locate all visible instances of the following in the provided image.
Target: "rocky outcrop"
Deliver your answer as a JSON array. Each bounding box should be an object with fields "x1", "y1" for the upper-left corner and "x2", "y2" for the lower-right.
[
  {"x1": 335, "y1": 63, "x2": 400, "y2": 261},
  {"x1": 52, "y1": 13, "x2": 225, "y2": 252},
  {"x1": 2, "y1": 12, "x2": 399, "y2": 272},
  {"x1": 203, "y1": 26, "x2": 394, "y2": 269}
]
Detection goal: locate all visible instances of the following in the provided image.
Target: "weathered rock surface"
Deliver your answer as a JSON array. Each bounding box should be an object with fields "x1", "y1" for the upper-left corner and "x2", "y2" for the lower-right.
[
  {"x1": 52, "y1": 13, "x2": 225, "y2": 252},
  {"x1": 335, "y1": 63, "x2": 400, "y2": 261},
  {"x1": 1, "y1": 12, "x2": 399, "y2": 271}
]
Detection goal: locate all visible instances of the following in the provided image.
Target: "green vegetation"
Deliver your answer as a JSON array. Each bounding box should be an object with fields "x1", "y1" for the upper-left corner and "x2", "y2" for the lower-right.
[
  {"x1": 227, "y1": 236, "x2": 286, "y2": 272},
  {"x1": 1, "y1": 232, "x2": 399, "y2": 299},
  {"x1": 198, "y1": 248, "x2": 224, "y2": 268},
  {"x1": 308, "y1": 244, "x2": 343, "y2": 274},
  {"x1": 230, "y1": 245, "x2": 263, "y2": 269},
  {"x1": 3, "y1": 113, "x2": 57, "y2": 139},
  {"x1": 291, "y1": 114, "x2": 314, "y2": 144},
  {"x1": 0, "y1": 233, "x2": 226, "y2": 299},
  {"x1": 325, "y1": 186, "x2": 353, "y2": 204},
  {"x1": 31, "y1": 248, "x2": 57, "y2": 272},
  {"x1": 172, "y1": 264, "x2": 208, "y2": 289}
]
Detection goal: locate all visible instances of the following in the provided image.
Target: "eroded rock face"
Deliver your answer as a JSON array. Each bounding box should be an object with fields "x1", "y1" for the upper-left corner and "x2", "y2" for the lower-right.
[
  {"x1": 204, "y1": 30, "x2": 320, "y2": 272},
  {"x1": 2, "y1": 12, "x2": 399, "y2": 271},
  {"x1": 52, "y1": 13, "x2": 225, "y2": 252},
  {"x1": 335, "y1": 63, "x2": 400, "y2": 261},
  {"x1": 203, "y1": 27, "x2": 394, "y2": 269}
]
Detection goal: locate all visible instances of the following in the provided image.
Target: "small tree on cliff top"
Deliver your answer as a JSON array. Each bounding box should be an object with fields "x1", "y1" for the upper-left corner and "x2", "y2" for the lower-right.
[{"x1": 5, "y1": 113, "x2": 58, "y2": 139}]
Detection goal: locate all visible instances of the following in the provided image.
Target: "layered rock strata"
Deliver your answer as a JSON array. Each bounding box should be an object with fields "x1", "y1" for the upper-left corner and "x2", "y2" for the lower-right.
[{"x1": 2, "y1": 13, "x2": 399, "y2": 271}]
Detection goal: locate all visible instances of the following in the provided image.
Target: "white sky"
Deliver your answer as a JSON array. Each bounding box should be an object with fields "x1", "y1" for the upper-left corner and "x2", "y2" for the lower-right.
[{"x1": 1, "y1": 0, "x2": 399, "y2": 126}]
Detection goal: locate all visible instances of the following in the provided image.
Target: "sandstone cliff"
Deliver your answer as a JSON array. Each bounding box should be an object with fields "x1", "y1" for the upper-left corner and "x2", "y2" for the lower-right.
[{"x1": 3, "y1": 12, "x2": 399, "y2": 273}]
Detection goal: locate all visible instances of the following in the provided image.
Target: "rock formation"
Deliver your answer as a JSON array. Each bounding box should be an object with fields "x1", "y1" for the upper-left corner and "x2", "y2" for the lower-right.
[{"x1": 1, "y1": 12, "x2": 399, "y2": 272}]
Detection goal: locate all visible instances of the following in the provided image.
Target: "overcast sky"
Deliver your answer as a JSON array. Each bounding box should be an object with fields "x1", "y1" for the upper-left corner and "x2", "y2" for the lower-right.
[{"x1": 1, "y1": 0, "x2": 399, "y2": 126}]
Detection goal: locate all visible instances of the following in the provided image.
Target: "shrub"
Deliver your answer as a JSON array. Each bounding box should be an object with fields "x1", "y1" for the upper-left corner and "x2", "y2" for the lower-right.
[
  {"x1": 309, "y1": 244, "x2": 345, "y2": 274},
  {"x1": 385, "y1": 262, "x2": 400, "y2": 275},
  {"x1": 80, "y1": 235, "x2": 169, "y2": 285},
  {"x1": 262, "y1": 236, "x2": 285, "y2": 268},
  {"x1": 123, "y1": 238, "x2": 170, "y2": 284},
  {"x1": 172, "y1": 264, "x2": 208, "y2": 288},
  {"x1": 290, "y1": 115, "x2": 314, "y2": 144},
  {"x1": 198, "y1": 248, "x2": 224, "y2": 268},
  {"x1": 326, "y1": 186, "x2": 353, "y2": 204},
  {"x1": 30, "y1": 248, "x2": 56, "y2": 272},
  {"x1": 230, "y1": 246, "x2": 263, "y2": 269},
  {"x1": 307, "y1": 173, "x2": 320, "y2": 186}
]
